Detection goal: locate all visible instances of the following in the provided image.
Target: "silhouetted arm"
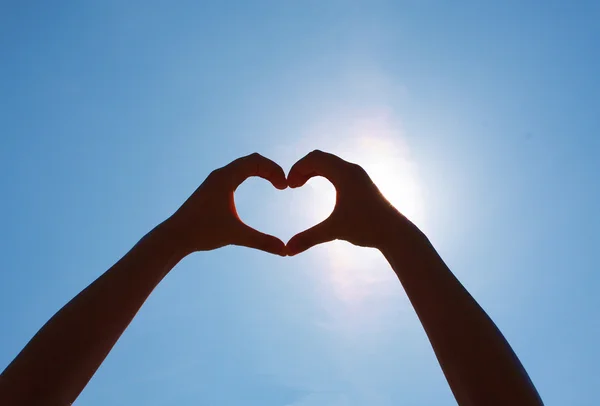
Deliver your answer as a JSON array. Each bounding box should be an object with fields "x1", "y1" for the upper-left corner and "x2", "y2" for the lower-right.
[
  {"x1": 379, "y1": 224, "x2": 543, "y2": 405},
  {"x1": 0, "y1": 222, "x2": 186, "y2": 405},
  {"x1": 286, "y1": 150, "x2": 543, "y2": 406},
  {"x1": 0, "y1": 153, "x2": 287, "y2": 406}
]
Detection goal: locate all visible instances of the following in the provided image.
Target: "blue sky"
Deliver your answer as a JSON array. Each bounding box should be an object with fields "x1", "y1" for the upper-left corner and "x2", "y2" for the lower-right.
[{"x1": 1, "y1": 1, "x2": 599, "y2": 405}]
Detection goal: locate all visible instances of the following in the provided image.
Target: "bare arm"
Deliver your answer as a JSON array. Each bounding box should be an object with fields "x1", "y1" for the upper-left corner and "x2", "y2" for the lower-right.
[
  {"x1": 379, "y1": 225, "x2": 543, "y2": 405},
  {"x1": 0, "y1": 153, "x2": 287, "y2": 406},
  {"x1": 285, "y1": 150, "x2": 543, "y2": 406}
]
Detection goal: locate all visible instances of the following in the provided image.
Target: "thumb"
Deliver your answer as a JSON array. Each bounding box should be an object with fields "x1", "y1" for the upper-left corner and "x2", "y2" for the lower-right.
[
  {"x1": 286, "y1": 218, "x2": 337, "y2": 256},
  {"x1": 233, "y1": 223, "x2": 287, "y2": 256}
]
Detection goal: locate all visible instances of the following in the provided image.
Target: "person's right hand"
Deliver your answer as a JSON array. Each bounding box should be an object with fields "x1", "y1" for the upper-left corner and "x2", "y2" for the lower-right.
[
  {"x1": 286, "y1": 150, "x2": 420, "y2": 255},
  {"x1": 164, "y1": 153, "x2": 288, "y2": 256}
]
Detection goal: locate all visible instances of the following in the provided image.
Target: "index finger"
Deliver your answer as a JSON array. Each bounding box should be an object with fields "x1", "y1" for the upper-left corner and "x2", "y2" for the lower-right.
[
  {"x1": 224, "y1": 153, "x2": 288, "y2": 190},
  {"x1": 287, "y1": 150, "x2": 350, "y2": 188}
]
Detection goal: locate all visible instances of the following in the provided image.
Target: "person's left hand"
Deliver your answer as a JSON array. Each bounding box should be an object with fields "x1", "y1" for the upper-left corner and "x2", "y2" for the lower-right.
[{"x1": 164, "y1": 153, "x2": 288, "y2": 256}]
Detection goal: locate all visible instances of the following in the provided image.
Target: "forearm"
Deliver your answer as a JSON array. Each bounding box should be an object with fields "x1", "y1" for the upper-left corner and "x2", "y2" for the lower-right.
[
  {"x1": 0, "y1": 220, "x2": 186, "y2": 405},
  {"x1": 379, "y1": 220, "x2": 542, "y2": 405}
]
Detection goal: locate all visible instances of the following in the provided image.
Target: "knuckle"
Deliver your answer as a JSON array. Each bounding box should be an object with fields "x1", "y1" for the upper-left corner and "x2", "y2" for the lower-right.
[
  {"x1": 339, "y1": 162, "x2": 366, "y2": 183},
  {"x1": 351, "y1": 162, "x2": 365, "y2": 172},
  {"x1": 349, "y1": 162, "x2": 366, "y2": 174},
  {"x1": 208, "y1": 167, "x2": 227, "y2": 182},
  {"x1": 209, "y1": 167, "x2": 223, "y2": 178}
]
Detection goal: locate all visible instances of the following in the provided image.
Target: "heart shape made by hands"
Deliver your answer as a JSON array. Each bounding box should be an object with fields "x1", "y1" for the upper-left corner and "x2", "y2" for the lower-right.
[{"x1": 234, "y1": 176, "x2": 336, "y2": 247}]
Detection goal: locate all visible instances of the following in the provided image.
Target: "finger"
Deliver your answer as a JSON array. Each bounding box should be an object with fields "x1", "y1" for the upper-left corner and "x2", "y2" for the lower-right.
[
  {"x1": 287, "y1": 150, "x2": 350, "y2": 189},
  {"x1": 233, "y1": 223, "x2": 287, "y2": 256},
  {"x1": 286, "y1": 217, "x2": 337, "y2": 256},
  {"x1": 225, "y1": 153, "x2": 287, "y2": 190}
]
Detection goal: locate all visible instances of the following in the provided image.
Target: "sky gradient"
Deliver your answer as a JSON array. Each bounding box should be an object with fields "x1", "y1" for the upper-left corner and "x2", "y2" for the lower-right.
[{"x1": 1, "y1": 1, "x2": 599, "y2": 405}]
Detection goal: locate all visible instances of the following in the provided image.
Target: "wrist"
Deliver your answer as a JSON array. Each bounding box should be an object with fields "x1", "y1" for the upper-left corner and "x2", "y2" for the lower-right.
[
  {"x1": 152, "y1": 218, "x2": 193, "y2": 262},
  {"x1": 375, "y1": 210, "x2": 430, "y2": 258}
]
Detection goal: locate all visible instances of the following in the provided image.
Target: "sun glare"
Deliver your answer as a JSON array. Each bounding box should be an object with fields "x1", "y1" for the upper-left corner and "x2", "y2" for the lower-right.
[{"x1": 297, "y1": 113, "x2": 425, "y2": 304}]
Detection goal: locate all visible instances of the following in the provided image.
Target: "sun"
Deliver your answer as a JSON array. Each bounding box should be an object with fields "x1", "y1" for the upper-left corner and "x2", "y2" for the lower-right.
[
  {"x1": 273, "y1": 110, "x2": 425, "y2": 304},
  {"x1": 306, "y1": 135, "x2": 425, "y2": 235},
  {"x1": 300, "y1": 121, "x2": 425, "y2": 303},
  {"x1": 353, "y1": 136, "x2": 424, "y2": 226}
]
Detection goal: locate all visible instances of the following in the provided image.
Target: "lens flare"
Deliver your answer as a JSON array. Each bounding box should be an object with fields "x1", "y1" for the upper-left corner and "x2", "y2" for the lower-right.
[{"x1": 302, "y1": 114, "x2": 425, "y2": 303}]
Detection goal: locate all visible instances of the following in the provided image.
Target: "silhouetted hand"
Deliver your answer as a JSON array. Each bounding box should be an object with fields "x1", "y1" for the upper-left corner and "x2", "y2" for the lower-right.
[
  {"x1": 165, "y1": 153, "x2": 288, "y2": 256},
  {"x1": 286, "y1": 150, "x2": 416, "y2": 255}
]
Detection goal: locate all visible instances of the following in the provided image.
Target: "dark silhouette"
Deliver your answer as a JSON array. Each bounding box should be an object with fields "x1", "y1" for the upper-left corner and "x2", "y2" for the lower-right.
[{"x1": 0, "y1": 151, "x2": 543, "y2": 405}]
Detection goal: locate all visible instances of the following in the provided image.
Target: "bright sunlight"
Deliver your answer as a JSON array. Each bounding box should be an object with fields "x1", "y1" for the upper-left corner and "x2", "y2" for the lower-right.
[{"x1": 300, "y1": 112, "x2": 425, "y2": 303}]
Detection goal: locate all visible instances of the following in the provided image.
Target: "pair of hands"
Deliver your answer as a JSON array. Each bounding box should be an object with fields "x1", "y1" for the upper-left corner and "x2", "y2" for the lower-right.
[{"x1": 165, "y1": 150, "x2": 412, "y2": 258}]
